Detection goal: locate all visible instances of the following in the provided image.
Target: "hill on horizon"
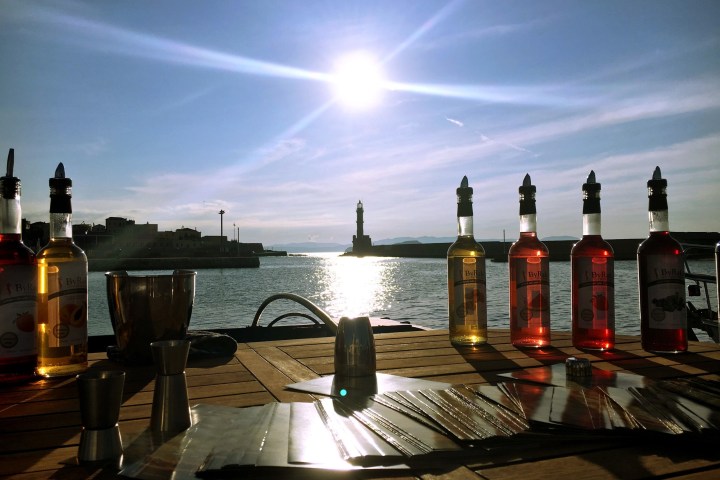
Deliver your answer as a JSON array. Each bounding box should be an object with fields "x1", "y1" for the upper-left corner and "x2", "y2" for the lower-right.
[{"x1": 269, "y1": 235, "x2": 582, "y2": 253}]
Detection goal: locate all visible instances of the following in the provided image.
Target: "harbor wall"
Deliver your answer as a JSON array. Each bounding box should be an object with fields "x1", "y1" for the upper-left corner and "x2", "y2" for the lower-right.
[
  {"x1": 89, "y1": 256, "x2": 260, "y2": 271},
  {"x1": 348, "y1": 232, "x2": 720, "y2": 261}
]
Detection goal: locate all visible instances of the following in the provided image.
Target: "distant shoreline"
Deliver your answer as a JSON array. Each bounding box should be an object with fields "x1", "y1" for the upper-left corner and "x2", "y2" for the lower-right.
[
  {"x1": 345, "y1": 232, "x2": 720, "y2": 261},
  {"x1": 88, "y1": 256, "x2": 260, "y2": 271}
]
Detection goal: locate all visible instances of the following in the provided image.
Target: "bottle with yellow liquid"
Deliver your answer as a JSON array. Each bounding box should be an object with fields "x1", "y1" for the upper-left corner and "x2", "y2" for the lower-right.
[
  {"x1": 447, "y1": 176, "x2": 487, "y2": 345},
  {"x1": 36, "y1": 163, "x2": 88, "y2": 377}
]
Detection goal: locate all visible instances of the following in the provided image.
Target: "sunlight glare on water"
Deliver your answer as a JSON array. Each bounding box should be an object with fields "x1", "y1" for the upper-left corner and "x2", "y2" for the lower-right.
[{"x1": 311, "y1": 255, "x2": 398, "y2": 318}]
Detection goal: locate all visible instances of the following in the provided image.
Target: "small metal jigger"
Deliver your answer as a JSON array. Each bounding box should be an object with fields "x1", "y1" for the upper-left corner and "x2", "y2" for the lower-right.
[
  {"x1": 334, "y1": 316, "x2": 376, "y2": 378},
  {"x1": 150, "y1": 340, "x2": 192, "y2": 436},
  {"x1": 76, "y1": 370, "x2": 125, "y2": 463}
]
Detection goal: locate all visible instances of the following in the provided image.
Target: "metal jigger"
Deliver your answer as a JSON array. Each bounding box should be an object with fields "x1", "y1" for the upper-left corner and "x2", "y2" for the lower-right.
[
  {"x1": 76, "y1": 370, "x2": 125, "y2": 463},
  {"x1": 334, "y1": 316, "x2": 377, "y2": 377},
  {"x1": 150, "y1": 340, "x2": 192, "y2": 436}
]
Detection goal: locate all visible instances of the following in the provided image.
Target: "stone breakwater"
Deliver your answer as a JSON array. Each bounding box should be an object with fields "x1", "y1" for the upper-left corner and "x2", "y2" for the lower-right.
[
  {"x1": 88, "y1": 256, "x2": 260, "y2": 272},
  {"x1": 347, "y1": 232, "x2": 720, "y2": 261}
]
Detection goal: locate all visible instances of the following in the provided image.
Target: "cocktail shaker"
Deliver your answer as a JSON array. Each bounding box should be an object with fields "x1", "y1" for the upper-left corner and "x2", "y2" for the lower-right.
[
  {"x1": 150, "y1": 340, "x2": 192, "y2": 435},
  {"x1": 76, "y1": 370, "x2": 125, "y2": 463}
]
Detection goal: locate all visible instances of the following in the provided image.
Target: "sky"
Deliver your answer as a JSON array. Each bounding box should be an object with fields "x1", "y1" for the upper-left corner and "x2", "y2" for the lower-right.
[{"x1": 2, "y1": 0, "x2": 719, "y2": 246}]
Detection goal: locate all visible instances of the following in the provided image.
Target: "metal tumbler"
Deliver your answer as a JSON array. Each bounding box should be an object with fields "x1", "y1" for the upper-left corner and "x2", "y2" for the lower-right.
[
  {"x1": 150, "y1": 339, "x2": 192, "y2": 435},
  {"x1": 76, "y1": 370, "x2": 125, "y2": 462},
  {"x1": 334, "y1": 316, "x2": 376, "y2": 377}
]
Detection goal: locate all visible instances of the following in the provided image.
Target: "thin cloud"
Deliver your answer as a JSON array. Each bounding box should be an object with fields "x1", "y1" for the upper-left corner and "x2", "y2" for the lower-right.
[
  {"x1": 416, "y1": 16, "x2": 557, "y2": 50},
  {"x1": 446, "y1": 117, "x2": 464, "y2": 127}
]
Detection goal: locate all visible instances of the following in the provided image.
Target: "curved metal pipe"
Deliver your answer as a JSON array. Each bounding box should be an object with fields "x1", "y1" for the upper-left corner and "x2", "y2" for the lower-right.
[{"x1": 251, "y1": 293, "x2": 337, "y2": 334}]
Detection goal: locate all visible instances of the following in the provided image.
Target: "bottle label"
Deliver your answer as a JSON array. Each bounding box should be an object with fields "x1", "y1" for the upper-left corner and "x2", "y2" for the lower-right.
[
  {"x1": 512, "y1": 257, "x2": 550, "y2": 328},
  {"x1": 644, "y1": 255, "x2": 686, "y2": 330},
  {"x1": 43, "y1": 262, "x2": 87, "y2": 347},
  {"x1": 450, "y1": 257, "x2": 487, "y2": 327},
  {"x1": 0, "y1": 265, "x2": 37, "y2": 358},
  {"x1": 575, "y1": 257, "x2": 614, "y2": 329}
]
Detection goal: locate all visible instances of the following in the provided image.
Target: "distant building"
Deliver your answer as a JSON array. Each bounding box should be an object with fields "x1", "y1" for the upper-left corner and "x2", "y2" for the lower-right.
[
  {"x1": 202, "y1": 235, "x2": 228, "y2": 253},
  {"x1": 352, "y1": 200, "x2": 372, "y2": 253},
  {"x1": 174, "y1": 227, "x2": 201, "y2": 251},
  {"x1": 21, "y1": 215, "x2": 267, "y2": 257}
]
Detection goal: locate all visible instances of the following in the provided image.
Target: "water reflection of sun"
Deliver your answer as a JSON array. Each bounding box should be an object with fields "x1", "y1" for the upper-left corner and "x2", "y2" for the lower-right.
[{"x1": 313, "y1": 256, "x2": 397, "y2": 319}]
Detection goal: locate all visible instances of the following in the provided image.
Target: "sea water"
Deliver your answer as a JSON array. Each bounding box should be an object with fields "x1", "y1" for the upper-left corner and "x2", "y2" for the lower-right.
[{"x1": 88, "y1": 253, "x2": 718, "y2": 341}]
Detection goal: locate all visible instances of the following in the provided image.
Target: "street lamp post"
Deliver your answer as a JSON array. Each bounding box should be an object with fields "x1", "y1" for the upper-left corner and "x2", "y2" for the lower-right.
[{"x1": 218, "y1": 210, "x2": 225, "y2": 253}]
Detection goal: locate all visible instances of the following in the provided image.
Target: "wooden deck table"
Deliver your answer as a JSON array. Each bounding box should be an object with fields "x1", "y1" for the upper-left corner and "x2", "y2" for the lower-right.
[{"x1": 2, "y1": 329, "x2": 720, "y2": 479}]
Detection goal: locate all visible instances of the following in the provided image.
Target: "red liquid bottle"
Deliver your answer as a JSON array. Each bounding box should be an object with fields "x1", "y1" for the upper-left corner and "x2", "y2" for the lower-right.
[
  {"x1": 0, "y1": 149, "x2": 38, "y2": 384},
  {"x1": 571, "y1": 170, "x2": 614, "y2": 350},
  {"x1": 509, "y1": 173, "x2": 550, "y2": 348},
  {"x1": 637, "y1": 166, "x2": 687, "y2": 353}
]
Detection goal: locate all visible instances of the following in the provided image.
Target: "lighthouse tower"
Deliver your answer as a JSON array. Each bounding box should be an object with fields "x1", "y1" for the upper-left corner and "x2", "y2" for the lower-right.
[{"x1": 352, "y1": 200, "x2": 372, "y2": 254}]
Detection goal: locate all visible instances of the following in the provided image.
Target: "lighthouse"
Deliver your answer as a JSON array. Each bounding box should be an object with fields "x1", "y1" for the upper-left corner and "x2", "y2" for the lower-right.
[{"x1": 352, "y1": 200, "x2": 372, "y2": 254}]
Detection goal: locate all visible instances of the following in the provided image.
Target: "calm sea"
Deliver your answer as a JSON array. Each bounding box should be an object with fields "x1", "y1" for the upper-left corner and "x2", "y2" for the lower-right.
[{"x1": 88, "y1": 253, "x2": 718, "y2": 341}]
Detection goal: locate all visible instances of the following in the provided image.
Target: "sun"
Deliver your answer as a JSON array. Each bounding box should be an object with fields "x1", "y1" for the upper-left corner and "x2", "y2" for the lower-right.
[{"x1": 331, "y1": 51, "x2": 386, "y2": 110}]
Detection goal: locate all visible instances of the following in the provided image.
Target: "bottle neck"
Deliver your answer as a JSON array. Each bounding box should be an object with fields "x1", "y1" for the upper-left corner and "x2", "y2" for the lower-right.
[
  {"x1": 50, "y1": 212, "x2": 74, "y2": 240},
  {"x1": 648, "y1": 209, "x2": 670, "y2": 233},
  {"x1": 519, "y1": 213, "x2": 537, "y2": 233},
  {"x1": 583, "y1": 213, "x2": 602, "y2": 236},
  {"x1": 0, "y1": 197, "x2": 22, "y2": 235},
  {"x1": 458, "y1": 215, "x2": 474, "y2": 237}
]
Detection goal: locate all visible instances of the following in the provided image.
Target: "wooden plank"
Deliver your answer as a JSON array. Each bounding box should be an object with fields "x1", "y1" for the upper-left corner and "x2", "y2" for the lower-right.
[
  {"x1": 235, "y1": 348, "x2": 317, "y2": 403},
  {"x1": 251, "y1": 346, "x2": 321, "y2": 382},
  {"x1": 418, "y1": 465, "x2": 485, "y2": 479}
]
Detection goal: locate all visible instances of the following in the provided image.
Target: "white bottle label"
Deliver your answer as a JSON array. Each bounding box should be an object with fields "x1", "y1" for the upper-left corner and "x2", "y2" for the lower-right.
[
  {"x1": 43, "y1": 262, "x2": 87, "y2": 347},
  {"x1": 575, "y1": 257, "x2": 614, "y2": 330},
  {"x1": 0, "y1": 265, "x2": 37, "y2": 358},
  {"x1": 512, "y1": 257, "x2": 550, "y2": 328},
  {"x1": 644, "y1": 255, "x2": 686, "y2": 330},
  {"x1": 451, "y1": 257, "x2": 487, "y2": 327}
]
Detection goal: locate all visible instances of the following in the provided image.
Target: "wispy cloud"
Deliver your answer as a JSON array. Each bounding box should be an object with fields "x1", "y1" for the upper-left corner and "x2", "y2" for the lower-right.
[
  {"x1": 415, "y1": 15, "x2": 556, "y2": 51},
  {"x1": 12, "y1": 3, "x2": 329, "y2": 83},
  {"x1": 78, "y1": 137, "x2": 108, "y2": 156},
  {"x1": 445, "y1": 117, "x2": 464, "y2": 127}
]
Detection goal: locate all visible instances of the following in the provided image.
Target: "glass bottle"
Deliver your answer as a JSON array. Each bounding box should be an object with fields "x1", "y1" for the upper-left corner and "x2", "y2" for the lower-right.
[
  {"x1": 447, "y1": 176, "x2": 487, "y2": 345},
  {"x1": 0, "y1": 148, "x2": 38, "y2": 384},
  {"x1": 508, "y1": 173, "x2": 550, "y2": 348},
  {"x1": 571, "y1": 170, "x2": 615, "y2": 350},
  {"x1": 716, "y1": 240, "x2": 719, "y2": 320},
  {"x1": 36, "y1": 163, "x2": 88, "y2": 377},
  {"x1": 637, "y1": 166, "x2": 687, "y2": 353}
]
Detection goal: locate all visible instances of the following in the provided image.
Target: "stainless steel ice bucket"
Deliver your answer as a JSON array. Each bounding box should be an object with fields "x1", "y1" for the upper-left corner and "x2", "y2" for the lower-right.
[{"x1": 105, "y1": 270, "x2": 196, "y2": 364}]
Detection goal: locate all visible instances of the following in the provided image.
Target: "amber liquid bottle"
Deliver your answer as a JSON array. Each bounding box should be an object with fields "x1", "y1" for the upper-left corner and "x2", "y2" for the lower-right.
[
  {"x1": 36, "y1": 163, "x2": 88, "y2": 377},
  {"x1": 448, "y1": 176, "x2": 487, "y2": 345},
  {"x1": 637, "y1": 166, "x2": 687, "y2": 353},
  {"x1": 0, "y1": 149, "x2": 38, "y2": 384},
  {"x1": 509, "y1": 174, "x2": 550, "y2": 348},
  {"x1": 571, "y1": 171, "x2": 615, "y2": 350}
]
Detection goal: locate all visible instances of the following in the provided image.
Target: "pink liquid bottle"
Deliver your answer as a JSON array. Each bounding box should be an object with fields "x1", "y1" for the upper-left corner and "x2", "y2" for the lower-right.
[
  {"x1": 508, "y1": 174, "x2": 550, "y2": 348},
  {"x1": 571, "y1": 170, "x2": 615, "y2": 350},
  {"x1": 637, "y1": 166, "x2": 687, "y2": 353},
  {"x1": 0, "y1": 149, "x2": 38, "y2": 385}
]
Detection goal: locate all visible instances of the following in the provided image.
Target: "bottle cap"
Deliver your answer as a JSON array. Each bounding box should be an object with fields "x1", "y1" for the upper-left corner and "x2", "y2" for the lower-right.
[
  {"x1": 518, "y1": 173, "x2": 536, "y2": 215},
  {"x1": 582, "y1": 170, "x2": 601, "y2": 214},
  {"x1": 456, "y1": 176, "x2": 473, "y2": 217},
  {"x1": 647, "y1": 166, "x2": 668, "y2": 212},
  {"x1": 1, "y1": 148, "x2": 21, "y2": 199},
  {"x1": 49, "y1": 162, "x2": 73, "y2": 213}
]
